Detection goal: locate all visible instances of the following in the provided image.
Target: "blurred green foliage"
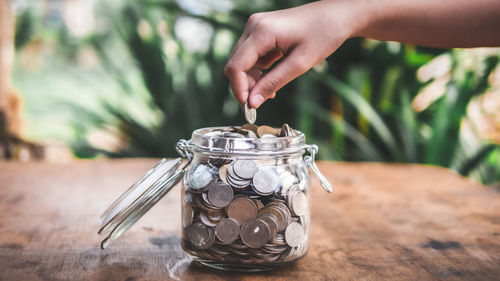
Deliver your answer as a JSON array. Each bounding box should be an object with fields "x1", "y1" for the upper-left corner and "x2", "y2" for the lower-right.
[{"x1": 12, "y1": 0, "x2": 500, "y2": 186}]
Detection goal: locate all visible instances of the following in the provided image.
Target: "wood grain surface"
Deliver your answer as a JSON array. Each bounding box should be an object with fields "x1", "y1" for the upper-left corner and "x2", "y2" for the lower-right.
[{"x1": 0, "y1": 159, "x2": 499, "y2": 281}]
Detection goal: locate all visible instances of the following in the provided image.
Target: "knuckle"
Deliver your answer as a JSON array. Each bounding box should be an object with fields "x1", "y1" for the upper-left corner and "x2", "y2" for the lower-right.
[
  {"x1": 255, "y1": 18, "x2": 271, "y2": 32},
  {"x1": 248, "y1": 13, "x2": 273, "y2": 32},
  {"x1": 290, "y1": 55, "x2": 309, "y2": 73},
  {"x1": 247, "y1": 13, "x2": 263, "y2": 26},
  {"x1": 224, "y1": 63, "x2": 235, "y2": 76}
]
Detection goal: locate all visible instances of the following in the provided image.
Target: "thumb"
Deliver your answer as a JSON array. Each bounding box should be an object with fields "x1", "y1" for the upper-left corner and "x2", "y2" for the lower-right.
[{"x1": 249, "y1": 46, "x2": 310, "y2": 108}]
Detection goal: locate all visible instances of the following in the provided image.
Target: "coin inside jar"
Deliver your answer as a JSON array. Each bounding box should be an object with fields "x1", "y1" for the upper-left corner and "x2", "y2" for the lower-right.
[
  {"x1": 188, "y1": 222, "x2": 216, "y2": 249},
  {"x1": 188, "y1": 164, "x2": 214, "y2": 191},
  {"x1": 256, "y1": 125, "x2": 280, "y2": 138},
  {"x1": 240, "y1": 218, "x2": 270, "y2": 248},
  {"x1": 284, "y1": 222, "x2": 305, "y2": 248},
  {"x1": 215, "y1": 218, "x2": 240, "y2": 245},
  {"x1": 252, "y1": 168, "x2": 280, "y2": 196},
  {"x1": 207, "y1": 182, "x2": 234, "y2": 208},
  {"x1": 226, "y1": 197, "x2": 258, "y2": 224},
  {"x1": 232, "y1": 160, "x2": 258, "y2": 179},
  {"x1": 218, "y1": 164, "x2": 229, "y2": 184},
  {"x1": 289, "y1": 190, "x2": 307, "y2": 216}
]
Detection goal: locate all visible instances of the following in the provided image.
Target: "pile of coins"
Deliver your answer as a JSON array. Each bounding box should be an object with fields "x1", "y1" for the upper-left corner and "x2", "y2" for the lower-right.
[{"x1": 181, "y1": 124, "x2": 310, "y2": 264}]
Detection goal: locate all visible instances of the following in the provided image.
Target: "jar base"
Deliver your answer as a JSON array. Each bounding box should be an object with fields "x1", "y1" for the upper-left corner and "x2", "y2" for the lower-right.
[{"x1": 195, "y1": 256, "x2": 304, "y2": 272}]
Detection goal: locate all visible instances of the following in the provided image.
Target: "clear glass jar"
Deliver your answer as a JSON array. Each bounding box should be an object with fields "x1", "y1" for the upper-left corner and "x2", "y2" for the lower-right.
[
  {"x1": 177, "y1": 127, "x2": 329, "y2": 271},
  {"x1": 98, "y1": 126, "x2": 332, "y2": 272}
]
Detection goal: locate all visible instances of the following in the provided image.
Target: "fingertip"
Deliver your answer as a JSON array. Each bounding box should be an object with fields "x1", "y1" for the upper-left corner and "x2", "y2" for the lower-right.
[{"x1": 237, "y1": 91, "x2": 249, "y2": 106}]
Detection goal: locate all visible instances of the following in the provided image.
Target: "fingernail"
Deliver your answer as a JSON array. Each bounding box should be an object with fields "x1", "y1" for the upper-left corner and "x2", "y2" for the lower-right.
[{"x1": 251, "y1": 93, "x2": 265, "y2": 108}]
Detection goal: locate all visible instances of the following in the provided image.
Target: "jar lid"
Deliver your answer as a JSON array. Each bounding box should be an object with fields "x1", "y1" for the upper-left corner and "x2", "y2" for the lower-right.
[
  {"x1": 191, "y1": 127, "x2": 307, "y2": 155},
  {"x1": 98, "y1": 158, "x2": 185, "y2": 249}
]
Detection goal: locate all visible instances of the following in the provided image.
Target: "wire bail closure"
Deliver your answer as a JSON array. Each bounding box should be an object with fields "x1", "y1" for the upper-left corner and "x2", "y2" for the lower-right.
[{"x1": 304, "y1": 144, "x2": 333, "y2": 192}]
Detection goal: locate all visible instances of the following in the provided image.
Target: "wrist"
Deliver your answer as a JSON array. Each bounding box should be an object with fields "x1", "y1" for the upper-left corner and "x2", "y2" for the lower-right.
[{"x1": 344, "y1": 0, "x2": 384, "y2": 38}]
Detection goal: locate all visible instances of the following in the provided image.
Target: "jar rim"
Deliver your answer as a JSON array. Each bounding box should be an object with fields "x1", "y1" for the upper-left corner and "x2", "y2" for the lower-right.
[{"x1": 191, "y1": 126, "x2": 307, "y2": 155}]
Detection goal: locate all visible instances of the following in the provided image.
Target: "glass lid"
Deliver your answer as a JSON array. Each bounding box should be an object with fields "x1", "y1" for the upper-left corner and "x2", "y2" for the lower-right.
[{"x1": 98, "y1": 158, "x2": 185, "y2": 249}]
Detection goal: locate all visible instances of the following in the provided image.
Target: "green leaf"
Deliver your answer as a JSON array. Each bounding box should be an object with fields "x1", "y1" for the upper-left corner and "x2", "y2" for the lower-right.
[
  {"x1": 458, "y1": 144, "x2": 498, "y2": 176},
  {"x1": 314, "y1": 73, "x2": 398, "y2": 157}
]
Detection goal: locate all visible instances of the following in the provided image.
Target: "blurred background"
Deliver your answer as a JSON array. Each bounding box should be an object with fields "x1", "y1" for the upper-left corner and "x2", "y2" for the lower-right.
[{"x1": 1, "y1": 0, "x2": 499, "y2": 187}]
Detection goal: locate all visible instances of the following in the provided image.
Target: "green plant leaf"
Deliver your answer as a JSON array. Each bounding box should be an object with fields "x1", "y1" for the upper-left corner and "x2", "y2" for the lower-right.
[
  {"x1": 458, "y1": 144, "x2": 498, "y2": 176},
  {"x1": 314, "y1": 72, "x2": 399, "y2": 157}
]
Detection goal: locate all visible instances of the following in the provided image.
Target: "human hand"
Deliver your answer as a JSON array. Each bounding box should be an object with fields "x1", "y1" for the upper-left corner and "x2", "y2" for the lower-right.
[{"x1": 224, "y1": 1, "x2": 367, "y2": 108}]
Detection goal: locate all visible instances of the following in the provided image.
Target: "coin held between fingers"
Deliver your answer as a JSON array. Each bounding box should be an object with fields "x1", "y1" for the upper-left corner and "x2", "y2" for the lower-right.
[{"x1": 244, "y1": 102, "x2": 256, "y2": 124}]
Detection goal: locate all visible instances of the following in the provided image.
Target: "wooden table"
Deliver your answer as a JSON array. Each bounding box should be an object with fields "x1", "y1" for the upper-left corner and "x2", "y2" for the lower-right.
[{"x1": 0, "y1": 159, "x2": 499, "y2": 281}]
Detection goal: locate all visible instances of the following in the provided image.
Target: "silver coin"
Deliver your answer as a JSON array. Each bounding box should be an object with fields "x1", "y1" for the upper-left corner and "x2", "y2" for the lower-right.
[
  {"x1": 207, "y1": 182, "x2": 234, "y2": 208},
  {"x1": 227, "y1": 162, "x2": 247, "y2": 181},
  {"x1": 188, "y1": 164, "x2": 214, "y2": 191},
  {"x1": 252, "y1": 168, "x2": 279, "y2": 195},
  {"x1": 284, "y1": 222, "x2": 305, "y2": 248},
  {"x1": 244, "y1": 102, "x2": 256, "y2": 124},
  {"x1": 226, "y1": 174, "x2": 251, "y2": 189},
  {"x1": 232, "y1": 160, "x2": 258, "y2": 179},
  {"x1": 187, "y1": 222, "x2": 215, "y2": 249},
  {"x1": 289, "y1": 190, "x2": 307, "y2": 216}
]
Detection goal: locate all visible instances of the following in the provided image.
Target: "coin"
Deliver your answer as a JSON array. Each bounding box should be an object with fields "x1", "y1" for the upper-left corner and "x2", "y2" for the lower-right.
[
  {"x1": 207, "y1": 209, "x2": 223, "y2": 221},
  {"x1": 226, "y1": 197, "x2": 258, "y2": 224},
  {"x1": 263, "y1": 201, "x2": 291, "y2": 231},
  {"x1": 241, "y1": 123, "x2": 258, "y2": 134},
  {"x1": 199, "y1": 211, "x2": 217, "y2": 227},
  {"x1": 257, "y1": 125, "x2": 280, "y2": 137},
  {"x1": 188, "y1": 164, "x2": 214, "y2": 191},
  {"x1": 252, "y1": 168, "x2": 280, "y2": 195},
  {"x1": 284, "y1": 222, "x2": 305, "y2": 248},
  {"x1": 258, "y1": 205, "x2": 286, "y2": 232},
  {"x1": 232, "y1": 160, "x2": 258, "y2": 179},
  {"x1": 215, "y1": 218, "x2": 240, "y2": 245},
  {"x1": 259, "y1": 213, "x2": 279, "y2": 238},
  {"x1": 218, "y1": 164, "x2": 229, "y2": 184},
  {"x1": 244, "y1": 102, "x2": 256, "y2": 124},
  {"x1": 253, "y1": 199, "x2": 264, "y2": 210},
  {"x1": 188, "y1": 222, "x2": 215, "y2": 249},
  {"x1": 201, "y1": 192, "x2": 220, "y2": 210},
  {"x1": 289, "y1": 190, "x2": 307, "y2": 216},
  {"x1": 240, "y1": 218, "x2": 270, "y2": 248},
  {"x1": 280, "y1": 123, "x2": 293, "y2": 137},
  {"x1": 207, "y1": 182, "x2": 234, "y2": 208}
]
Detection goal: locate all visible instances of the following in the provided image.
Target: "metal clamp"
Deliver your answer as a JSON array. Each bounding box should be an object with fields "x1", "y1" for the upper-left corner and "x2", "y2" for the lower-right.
[
  {"x1": 304, "y1": 144, "x2": 333, "y2": 192},
  {"x1": 176, "y1": 139, "x2": 195, "y2": 170},
  {"x1": 176, "y1": 139, "x2": 194, "y2": 160}
]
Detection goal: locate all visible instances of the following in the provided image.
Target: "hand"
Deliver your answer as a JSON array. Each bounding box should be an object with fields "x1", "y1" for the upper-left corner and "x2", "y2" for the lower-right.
[
  {"x1": 224, "y1": 1, "x2": 366, "y2": 108},
  {"x1": 225, "y1": 0, "x2": 500, "y2": 109}
]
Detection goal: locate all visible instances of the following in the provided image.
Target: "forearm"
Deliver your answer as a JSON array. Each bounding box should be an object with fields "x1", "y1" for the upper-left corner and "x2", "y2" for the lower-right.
[{"x1": 352, "y1": 0, "x2": 500, "y2": 48}]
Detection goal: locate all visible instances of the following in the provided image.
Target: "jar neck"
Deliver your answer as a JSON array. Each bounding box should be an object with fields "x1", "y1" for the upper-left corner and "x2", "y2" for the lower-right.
[{"x1": 190, "y1": 127, "x2": 307, "y2": 156}]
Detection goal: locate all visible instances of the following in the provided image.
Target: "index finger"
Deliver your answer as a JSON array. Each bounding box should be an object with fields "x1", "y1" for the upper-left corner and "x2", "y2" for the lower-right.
[{"x1": 224, "y1": 34, "x2": 275, "y2": 105}]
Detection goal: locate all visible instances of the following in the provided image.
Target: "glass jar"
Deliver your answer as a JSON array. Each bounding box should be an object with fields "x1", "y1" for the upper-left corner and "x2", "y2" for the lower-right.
[{"x1": 98, "y1": 125, "x2": 332, "y2": 272}]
